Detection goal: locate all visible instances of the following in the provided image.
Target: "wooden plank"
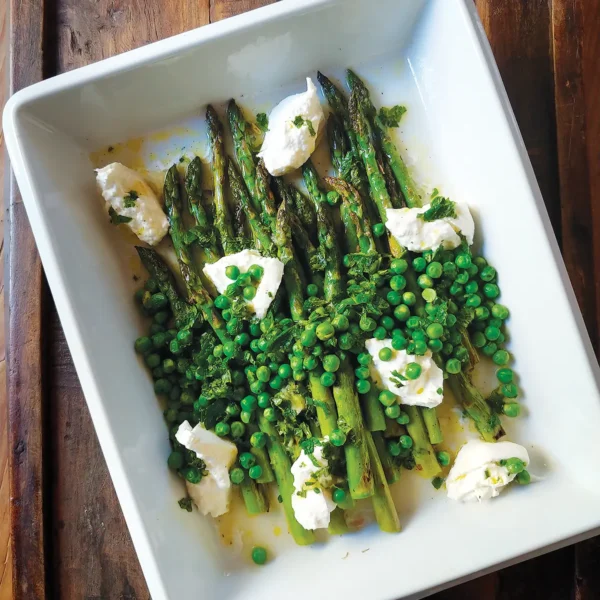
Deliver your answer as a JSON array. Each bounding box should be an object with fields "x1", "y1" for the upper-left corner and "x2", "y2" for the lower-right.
[
  {"x1": 7, "y1": 0, "x2": 47, "y2": 597},
  {"x1": 551, "y1": 0, "x2": 598, "y2": 352},
  {"x1": 210, "y1": 0, "x2": 275, "y2": 21}
]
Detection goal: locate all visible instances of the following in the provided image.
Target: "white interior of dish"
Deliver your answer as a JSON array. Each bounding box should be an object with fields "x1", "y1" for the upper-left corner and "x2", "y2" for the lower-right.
[{"x1": 6, "y1": 0, "x2": 600, "y2": 598}]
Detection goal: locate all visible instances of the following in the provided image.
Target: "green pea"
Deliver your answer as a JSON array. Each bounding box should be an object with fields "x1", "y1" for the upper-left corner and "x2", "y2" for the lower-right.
[
  {"x1": 215, "y1": 422, "x2": 230, "y2": 437},
  {"x1": 230, "y1": 421, "x2": 246, "y2": 439},
  {"x1": 497, "y1": 368, "x2": 513, "y2": 383},
  {"x1": 135, "y1": 336, "x2": 153, "y2": 354},
  {"x1": 357, "y1": 353, "x2": 372, "y2": 366},
  {"x1": 225, "y1": 403, "x2": 240, "y2": 417},
  {"x1": 472, "y1": 332, "x2": 486, "y2": 348},
  {"x1": 330, "y1": 429, "x2": 347, "y2": 447},
  {"x1": 323, "y1": 355, "x2": 341, "y2": 373},
  {"x1": 268, "y1": 376, "x2": 283, "y2": 390},
  {"x1": 223, "y1": 341, "x2": 237, "y2": 357},
  {"x1": 214, "y1": 295, "x2": 230, "y2": 310},
  {"x1": 240, "y1": 452, "x2": 256, "y2": 469},
  {"x1": 406, "y1": 316, "x2": 421, "y2": 329},
  {"x1": 422, "y1": 288, "x2": 437, "y2": 303},
  {"x1": 225, "y1": 265, "x2": 240, "y2": 280},
  {"x1": 446, "y1": 358, "x2": 462, "y2": 374},
  {"x1": 455, "y1": 254, "x2": 472, "y2": 269},
  {"x1": 426, "y1": 323, "x2": 444, "y2": 340},
  {"x1": 480, "y1": 265, "x2": 496, "y2": 282},
  {"x1": 246, "y1": 464, "x2": 262, "y2": 480},
  {"x1": 390, "y1": 275, "x2": 407, "y2": 291},
  {"x1": 501, "y1": 383, "x2": 518, "y2": 398},
  {"x1": 180, "y1": 390, "x2": 194, "y2": 405},
  {"x1": 379, "y1": 390, "x2": 397, "y2": 407},
  {"x1": 246, "y1": 264, "x2": 263, "y2": 281},
  {"x1": 516, "y1": 470, "x2": 531, "y2": 485},
  {"x1": 301, "y1": 329, "x2": 317, "y2": 347},
  {"x1": 428, "y1": 338, "x2": 443, "y2": 352},
  {"x1": 443, "y1": 262, "x2": 457, "y2": 277},
  {"x1": 466, "y1": 295, "x2": 481, "y2": 308},
  {"x1": 240, "y1": 410, "x2": 254, "y2": 424},
  {"x1": 257, "y1": 393, "x2": 271, "y2": 409},
  {"x1": 230, "y1": 468, "x2": 245, "y2": 484},
  {"x1": 255, "y1": 366, "x2": 270, "y2": 383},
  {"x1": 414, "y1": 340, "x2": 428, "y2": 355},
  {"x1": 503, "y1": 402, "x2": 521, "y2": 418},
  {"x1": 332, "y1": 314, "x2": 350, "y2": 331},
  {"x1": 485, "y1": 326, "x2": 501, "y2": 341},
  {"x1": 449, "y1": 283, "x2": 464, "y2": 297},
  {"x1": 401, "y1": 292, "x2": 415, "y2": 307},
  {"x1": 277, "y1": 364, "x2": 292, "y2": 379},
  {"x1": 436, "y1": 451, "x2": 450, "y2": 466},
  {"x1": 306, "y1": 283, "x2": 319, "y2": 297},
  {"x1": 482, "y1": 342, "x2": 497, "y2": 357},
  {"x1": 417, "y1": 274, "x2": 434, "y2": 289},
  {"x1": 385, "y1": 404, "x2": 401, "y2": 419},
  {"x1": 356, "y1": 379, "x2": 371, "y2": 394},
  {"x1": 372, "y1": 223, "x2": 386, "y2": 237},
  {"x1": 145, "y1": 353, "x2": 161, "y2": 369},
  {"x1": 454, "y1": 346, "x2": 469, "y2": 363},
  {"x1": 388, "y1": 259, "x2": 406, "y2": 275},
  {"x1": 392, "y1": 335, "x2": 408, "y2": 351},
  {"x1": 249, "y1": 322, "x2": 261, "y2": 338},
  {"x1": 316, "y1": 321, "x2": 335, "y2": 341},
  {"x1": 241, "y1": 395, "x2": 258, "y2": 412},
  {"x1": 373, "y1": 326, "x2": 387, "y2": 341},
  {"x1": 387, "y1": 290, "x2": 402, "y2": 306},
  {"x1": 379, "y1": 347, "x2": 393, "y2": 362},
  {"x1": 154, "y1": 310, "x2": 170, "y2": 325},
  {"x1": 381, "y1": 316, "x2": 395, "y2": 331},
  {"x1": 399, "y1": 435, "x2": 413, "y2": 449},
  {"x1": 167, "y1": 451, "x2": 184, "y2": 470},
  {"x1": 387, "y1": 441, "x2": 401, "y2": 457},
  {"x1": 491, "y1": 304, "x2": 509, "y2": 320},
  {"x1": 185, "y1": 467, "x2": 202, "y2": 484},
  {"x1": 332, "y1": 488, "x2": 347, "y2": 504},
  {"x1": 359, "y1": 315, "x2": 377, "y2": 332},
  {"x1": 339, "y1": 333, "x2": 355, "y2": 351},
  {"x1": 320, "y1": 372, "x2": 336, "y2": 387},
  {"x1": 293, "y1": 370, "x2": 306, "y2": 382},
  {"x1": 483, "y1": 283, "x2": 500, "y2": 299},
  {"x1": 456, "y1": 272, "x2": 469, "y2": 285},
  {"x1": 412, "y1": 257, "x2": 427, "y2": 272},
  {"x1": 426, "y1": 262, "x2": 443, "y2": 279},
  {"x1": 493, "y1": 350, "x2": 509, "y2": 365},
  {"x1": 396, "y1": 411, "x2": 410, "y2": 425},
  {"x1": 465, "y1": 281, "x2": 479, "y2": 295},
  {"x1": 303, "y1": 355, "x2": 318, "y2": 371},
  {"x1": 394, "y1": 305, "x2": 411, "y2": 322},
  {"x1": 474, "y1": 306, "x2": 490, "y2": 321}
]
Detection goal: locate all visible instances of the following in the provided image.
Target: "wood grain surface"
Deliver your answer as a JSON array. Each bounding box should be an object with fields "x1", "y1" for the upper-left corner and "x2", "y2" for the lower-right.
[{"x1": 3, "y1": 0, "x2": 600, "y2": 599}]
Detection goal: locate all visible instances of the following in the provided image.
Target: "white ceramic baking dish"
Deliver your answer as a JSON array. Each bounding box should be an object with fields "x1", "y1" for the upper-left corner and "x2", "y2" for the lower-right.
[{"x1": 5, "y1": 0, "x2": 600, "y2": 598}]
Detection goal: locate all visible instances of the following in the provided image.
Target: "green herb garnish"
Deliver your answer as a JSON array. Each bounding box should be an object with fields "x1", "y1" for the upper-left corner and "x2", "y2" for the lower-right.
[
  {"x1": 418, "y1": 196, "x2": 457, "y2": 222},
  {"x1": 256, "y1": 112, "x2": 269, "y2": 132},
  {"x1": 123, "y1": 190, "x2": 139, "y2": 208},
  {"x1": 378, "y1": 105, "x2": 407, "y2": 128},
  {"x1": 108, "y1": 207, "x2": 132, "y2": 225}
]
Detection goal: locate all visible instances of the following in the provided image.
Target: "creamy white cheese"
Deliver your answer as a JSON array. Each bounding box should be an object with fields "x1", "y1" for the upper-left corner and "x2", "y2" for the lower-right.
[
  {"x1": 175, "y1": 421, "x2": 238, "y2": 517},
  {"x1": 365, "y1": 339, "x2": 444, "y2": 408},
  {"x1": 385, "y1": 202, "x2": 475, "y2": 252},
  {"x1": 258, "y1": 77, "x2": 325, "y2": 176},
  {"x1": 203, "y1": 249, "x2": 284, "y2": 319},
  {"x1": 96, "y1": 162, "x2": 169, "y2": 246},
  {"x1": 446, "y1": 439, "x2": 530, "y2": 502},
  {"x1": 290, "y1": 442, "x2": 335, "y2": 530}
]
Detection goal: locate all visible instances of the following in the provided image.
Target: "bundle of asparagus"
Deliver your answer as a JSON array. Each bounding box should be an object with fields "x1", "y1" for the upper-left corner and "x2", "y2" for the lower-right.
[{"x1": 125, "y1": 70, "x2": 528, "y2": 557}]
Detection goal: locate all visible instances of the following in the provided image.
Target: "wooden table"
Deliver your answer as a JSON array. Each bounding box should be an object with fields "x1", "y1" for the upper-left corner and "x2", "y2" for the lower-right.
[{"x1": 4, "y1": 0, "x2": 600, "y2": 598}]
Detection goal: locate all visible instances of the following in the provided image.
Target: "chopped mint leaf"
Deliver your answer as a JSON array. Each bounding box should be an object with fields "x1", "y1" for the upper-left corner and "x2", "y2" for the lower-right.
[
  {"x1": 277, "y1": 494, "x2": 283, "y2": 503},
  {"x1": 431, "y1": 187, "x2": 439, "y2": 198},
  {"x1": 431, "y1": 477, "x2": 445, "y2": 490},
  {"x1": 178, "y1": 497, "x2": 193, "y2": 512},
  {"x1": 256, "y1": 112, "x2": 269, "y2": 132},
  {"x1": 292, "y1": 115, "x2": 315, "y2": 136},
  {"x1": 292, "y1": 115, "x2": 305, "y2": 128},
  {"x1": 436, "y1": 387, "x2": 443, "y2": 395},
  {"x1": 108, "y1": 206, "x2": 132, "y2": 224},
  {"x1": 485, "y1": 469, "x2": 491, "y2": 479},
  {"x1": 378, "y1": 105, "x2": 407, "y2": 128},
  {"x1": 418, "y1": 197, "x2": 457, "y2": 222},
  {"x1": 123, "y1": 190, "x2": 139, "y2": 208},
  {"x1": 314, "y1": 487, "x2": 321, "y2": 494},
  {"x1": 306, "y1": 119, "x2": 316, "y2": 137}
]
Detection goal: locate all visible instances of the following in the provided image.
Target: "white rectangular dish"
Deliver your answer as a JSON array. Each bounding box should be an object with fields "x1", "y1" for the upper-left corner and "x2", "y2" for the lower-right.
[{"x1": 5, "y1": 0, "x2": 600, "y2": 599}]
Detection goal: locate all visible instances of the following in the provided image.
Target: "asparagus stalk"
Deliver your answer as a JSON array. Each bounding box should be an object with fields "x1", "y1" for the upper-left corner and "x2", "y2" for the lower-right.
[
  {"x1": 274, "y1": 178, "x2": 317, "y2": 243},
  {"x1": 207, "y1": 105, "x2": 238, "y2": 256},
  {"x1": 163, "y1": 165, "x2": 230, "y2": 343},
  {"x1": 184, "y1": 157, "x2": 220, "y2": 263},
  {"x1": 366, "y1": 431, "x2": 401, "y2": 532},
  {"x1": 227, "y1": 161, "x2": 276, "y2": 256},
  {"x1": 422, "y1": 407, "x2": 444, "y2": 445},
  {"x1": 404, "y1": 406, "x2": 441, "y2": 478},
  {"x1": 273, "y1": 200, "x2": 306, "y2": 323},
  {"x1": 258, "y1": 413, "x2": 316, "y2": 545},
  {"x1": 240, "y1": 475, "x2": 269, "y2": 515},
  {"x1": 288, "y1": 211, "x2": 325, "y2": 293},
  {"x1": 372, "y1": 431, "x2": 402, "y2": 485},
  {"x1": 135, "y1": 246, "x2": 197, "y2": 328}
]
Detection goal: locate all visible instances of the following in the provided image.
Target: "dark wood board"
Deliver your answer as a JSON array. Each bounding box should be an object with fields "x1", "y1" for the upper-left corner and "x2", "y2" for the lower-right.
[{"x1": 6, "y1": 0, "x2": 600, "y2": 598}]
